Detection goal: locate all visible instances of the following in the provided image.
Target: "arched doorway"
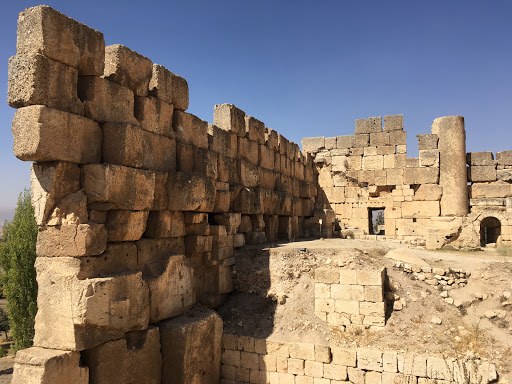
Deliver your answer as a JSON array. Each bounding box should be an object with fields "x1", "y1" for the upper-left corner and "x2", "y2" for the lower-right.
[{"x1": 480, "y1": 217, "x2": 501, "y2": 246}]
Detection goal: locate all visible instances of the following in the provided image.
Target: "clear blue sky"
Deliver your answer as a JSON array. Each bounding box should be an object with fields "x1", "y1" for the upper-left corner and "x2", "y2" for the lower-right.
[{"x1": 1, "y1": 0, "x2": 511, "y2": 219}]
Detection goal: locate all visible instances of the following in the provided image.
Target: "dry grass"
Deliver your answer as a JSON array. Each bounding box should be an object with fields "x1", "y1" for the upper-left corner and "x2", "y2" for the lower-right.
[{"x1": 452, "y1": 324, "x2": 492, "y2": 357}]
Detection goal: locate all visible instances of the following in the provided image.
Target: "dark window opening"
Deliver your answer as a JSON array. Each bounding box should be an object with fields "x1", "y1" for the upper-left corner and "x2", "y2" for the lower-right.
[
  {"x1": 480, "y1": 217, "x2": 501, "y2": 246},
  {"x1": 369, "y1": 208, "x2": 385, "y2": 235}
]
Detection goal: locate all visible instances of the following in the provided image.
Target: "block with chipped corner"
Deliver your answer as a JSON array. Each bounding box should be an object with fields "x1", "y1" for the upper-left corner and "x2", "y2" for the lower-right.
[
  {"x1": 36, "y1": 224, "x2": 107, "y2": 257},
  {"x1": 34, "y1": 257, "x2": 150, "y2": 351},
  {"x1": 160, "y1": 308, "x2": 222, "y2": 384},
  {"x1": 12, "y1": 105, "x2": 101, "y2": 163},
  {"x1": 16, "y1": 5, "x2": 105, "y2": 75},
  {"x1": 81, "y1": 164, "x2": 155, "y2": 211},
  {"x1": 413, "y1": 184, "x2": 442, "y2": 201},
  {"x1": 8, "y1": 54, "x2": 83, "y2": 114},
  {"x1": 134, "y1": 96, "x2": 174, "y2": 137},
  {"x1": 167, "y1": 172, "x2": 215, "y2": 212},
  {"x1": 213, "y1": 104, "x2": 246, "y2": 137},
  {"x1": 145, "y1": 255, "x2": 195, "y2": 322},
  {"x1": 78, "y1": 75, "x2": 138, "y2": 124},
  {"x1": 103, "y1": 44, "x2": 152, "y2": 96},
  {"x1": 301, "y1": 137, "x2": 325, "y2": 154},
  {"x1": 149, "y1": 64, "x2": 189, "y2": 111},
  {"x1": 173, "y1": 110, "x2": 209, "y2": 149},
  {"x1": 245, "y1": 115, "x2": 265, "y2": 144},
  {"x1": 31, "y1": 161, "x2": 80, "y2": 225},
  {"x1": 46, "y1": 190, "x2": 88, "y2": 226},
  {"x1": 82, "y1": 327, "x2": 162, "y2": 384},
  {"x1": 12, "y1": 347, "x2": 88, "y2": 384},
  {"x1": 105, "y1": 210, "x2": 149, "y2": 242}
]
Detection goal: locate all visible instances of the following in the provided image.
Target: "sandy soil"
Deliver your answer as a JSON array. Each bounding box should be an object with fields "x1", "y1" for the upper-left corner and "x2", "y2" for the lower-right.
[{"x1": 218, "y1": 238, "x2": 512, "y2": 383}]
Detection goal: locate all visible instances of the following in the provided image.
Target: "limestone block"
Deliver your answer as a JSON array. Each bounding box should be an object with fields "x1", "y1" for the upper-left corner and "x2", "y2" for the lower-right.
[
  {"x1": 167, "y1": 172, "x2": 215, "y2": 212},
  {"x1": 332, "y1": 156, "x2": 348, "y2": 173},
  {"x1": 265, "y1": 128, "x2": 279, "y2": 151},
  {"x1": 136, "y1": 238, "x2": 186, "y2": 270},
  {"x1": 31, "y1": 162, "x2": 80, "y2": 225},
  {"x1": 370, "y1": 132, "x2": 390, "y2": 146},
  {"x1": 331, "y1": 284, "x2": 364, "y2": 301},
  {"x1": 497, "y1": 169, "x2": 512, "y2": 182},
  {"x1": 12, "y1": 347, "x2": 88, "y2": 384},
  {"x1": 104, "y1": 44, "x2": 152, "y2": 96},
  {"x1": 47, "y1": 190, "x2": 88, "y2": 226},
  {"x1": 82, "y1": 327, "x2": 161, "y2": 384},
  {"x1": 195, "y1": 148, "x2": 218, "y2": 180},
  {"x1": 152, "y1": 172, "x2": 169, "y2": 210},
  {"x1": 405, "y1": 158, "x2": 419, "y2": 168},
  {"x1": 337, "y1": 135, "x2": 353, "y2": 149},
  {"x1": 468, "y1": 165, "x2": 497, "y2": 182},
  {"x1": 363, "y1": 155, "x2": 384, "y2": 170},
  {"x1": 16, "y1": 5, "x2": 105, "y2": 75},
  {"x1": 105, "y1": 210, "x2": 148, "y2": 241},
  {"x1": 466, "y1": 151, "x2": 495, "y2": 166},
  {"x1": 176, "y1": 142, "x2": 195, "y2": 173},
  {"x1": 278, "y1": 134, "x2": 289, "y2": 156},
  {"x1": 36, "y1": 224, "x2": 107, "y2": 257},
  {"x1": 160, "y1": 309, "x2": 222, "y2": 384},
  {"x1": 79, "y1": 75, "x2": 138, "y2": 123},
  {"x1": 413, "y1": 184, "x2": 442, "y2": 201},
  {"x1": 378, "y1": 145, "x2": 396, "y2": 155},
  {"x1": 34, "y1": 257, "x2": 149, "y2": 350},
  {"x1": 426, "y1": 357, "x2": 454, "y2": 381},
  {"x1": 245, "y1": 231, "x2": 267, "y2": 245},
  {"x1": 386, "y1": 168, "x2": 403, "y2": 185},
  {"x1": 102, "y1": 122, "x2": 176, "y2": 172},
  {"x1": 355, "y1": 117, "x2": 382, "y2": 134},
  {"x1": 149, "y1": 64, "x2": 188, "y2": 110},
  {"x1": 402, "y1": 201, "x2": 440, "y2": 218},
  {"x1": 324, "y1": 136, "x2": 336, "y2": 150},
  {"x1": 214, "y1": 190, "x2": 231, "y2": 213},
  {"x1": 145, "y1": 255, "x2": 195, "y2": 322},
  {"x1": 496, "y1": 150, "x2": 512, "y2": 166},
  {"x1": 334, "y1": 300, "x2": 359, "y2": 315},
  {"x1": 417, "y1": 134, "x2": 438, "y2": 150},
  {"x1": 364, "y1": 285, "x2": 384, "y2": 302},
  {"x1": 82, "y1": 164, "x2": 155, "y2": 211},
  {"x1": 357, "y1": 349, "x2": 383, "y2": 372},
  {"x1": 238, "y1": 137, "x2": 259, "y2": 164},
  {"x1": 238, "y1": 160, "x2": 259, "y2": 187},
  {"x1": 76, "y1": 243, "x2": 138, "y2": 279},
  {"x1": 174, "y1": 110, "x2": 209, "y2": 149},
  {"x1": 12, "y1": 105, "x2": 101, "y2": 163},
  {"x1": 404, "y1": 167, "x2": 439, "y2": 185},
  {"x1": 383, "y1": 115, "x2": 403, "y2": 131},
  {"x1": 353, "y1": 134, "x2": 370, "y2": 147},
  {"x1": 419, "y1": 150, "x2": 439, "y2": 167},
  {"x1": 364, "y1": 147, "x2": 378, "y2": 156},
  {"x1": 360, "y1": 302, "x2": 385, "y2": 317},
  {"x1": 214, "y1": 104, "x2": 246, "y2": 136},
  {"x1": 245, "y1": 115, "x2": 265, "y2": 144},
  {"x1": 259, "y1": 168, "x2": 276, "y2": 190},
  {"x1": 357, "y1": 268, "x2": 385, "y2": 285},
  {"x1": 470, "y1": 182, "x2": 512, "y2": 198},
  {"x1": 401, "y1": 355, "x2": 427, "y2": 377},
  {"x1": 185, "y1": 235, "x2": 213, "y2": 253},
  {"x1": 8, "y1": 54, "x2": 83, "y2": 114},
  {"x1": 302, "y1": 137, "x2": 325, "y2": 153},
  {"x1": 232, "y1": 188, "x2": 263, "y2": 215},
  {"x1": 470, "y1": 198, "x2": 504, "y2": 206},
  {"x1": 214, "y1": 213, "x2": 241, "y2": 227},
  {"x1": 209, "y1": 124, "x2": 237, "y2": 158},
  {"x1": 134, "y1": 96, "x2": 174, "y2": 137},
  {"x1": 331, "y1": 348, "x2": 356, "y2": 367},
  {"x1": 259, "y1": 144, "x2": 275, "y2": 170}
]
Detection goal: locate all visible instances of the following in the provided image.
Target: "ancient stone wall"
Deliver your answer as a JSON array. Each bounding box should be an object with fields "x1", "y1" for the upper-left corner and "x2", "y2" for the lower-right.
[
  {"x1": 220, "y1": 334, "x2": 498, "y2": 384},
  {"x1": 7, "y1": 5, "x2": 333, "y2": 383}
]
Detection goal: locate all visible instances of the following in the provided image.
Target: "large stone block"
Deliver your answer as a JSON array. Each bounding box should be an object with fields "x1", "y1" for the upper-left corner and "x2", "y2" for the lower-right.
[
  {"x1": 208, "y1": 124, "x2": 237, "y2": 158},
  {"x1": 355, "y1": 117, "x2": 382, "y2": 134},
  {"x1": 245, "y1": 115, "x2": 265, "y2": 144},
  {"x1": 104, "y1": 44, "x2": 152, "y2": 96},
  {"x1": 136, "y1": 238, "x2": 186, "y2": 270},
  {"x1": 259, "y1": 144, "x2": 275, "y2": 170},
  {"x1": 417, "y1": 134, "x2": 438, "y2": 150},
  {"x1": 34, "y1": 257, "x2": 150, "y2": 351},
  {"x1": 470, "y1": 182, "x2": 512, "y2": 198},
  {"x1": 403, "y1": 167, "x2": 439, "y2": 184},
  {"x1": 383, "y1": 115, "x2": 403, "y2": 131},
  {"x1": 370, "y1": 132, "x2": 390, "y2": 146},
  {"x1": 76, "y1": 242, "x2": 138, "y2": 279},
  {"x1": 37, "y1": 224, "x2": 107, "y2": 257},
  {"x1": 413, "y1": 184, "x2": 442, "y2": 201},
  {"x1": 419, "y1": 150, "x2": 439, "y2": 167},
  {"x1": 145, "y1": 255, "x2": 195, "y2": 322},
  {"x1": 145, "y1": 211, "x2": 185, "y2": 238},
  {"x1": 160, "y1": 309, "x2": 223, "y2": 384},
  {"x1": 496, "y1": 151, "x2": 512, "y2": 166},
  {"x1": 301, "y1": 137, "x2": 325, "y2": 153},
  {"x1": 239, "y1": 159, "x2": 259, "y2": 188},
  {"x1": 467, "y1": 165, "x2": 496, "y2": 182},
  {"x1": 12, "y1": 347, "x2": 88, "y2": 384},
  {"x1": 167, "y1": 172, "x2": 215, "y2": 212},
  {"x1": 149, "y1": 64, "x2": 189, "y2": 111},
  {"x1": 12, "y1": 105, "x2": 101, "y2": 163},
  {"x1": 83, "y1": 327, "x2": 162, "y2": 384},
  {"x1": 213, "y1": 104, "x2": 246, "y2": 137},
  {"x1": 102, "y1": 122, "x2": 176, "y2": 172},
  {"x1": 174, "y1": 110, "x2": 209, "y2": 149},
  {"x1": 466, "y1": 151, "x2": 495, "y2": 166},
  {"x1": 8, "y1": 54, "x2": 83, "y2": 114},
  {"x1": 363, "y1": 155, "x2": 384, "y2": 170},
  {"x1": 401, "y1": 201, "x2": 440, "y2": 218},
  {"x1": 78, "y1": 75, "x2": 138, "y2": 124},
  {"x1": 46, "y1": 190, "x2": 88, "y2": 226},
  {"x1": 337, "y1": 135, "x2": 354, "y2": 149},
  {"x1": 238, "y1": 137, "x2": 259, "y2": 164},
  {"x1": 31, "y1": 161, "x2": 81, "y2": 225},
  {"x1": 16, "y1": 5, "x2": 105, "y2": 75},
  {"x1": 105, "y1": 210, "x2": 149, "y2": 241},
  {"x1": 134, "y1": 96, "x2": 174, "y2": 137}
]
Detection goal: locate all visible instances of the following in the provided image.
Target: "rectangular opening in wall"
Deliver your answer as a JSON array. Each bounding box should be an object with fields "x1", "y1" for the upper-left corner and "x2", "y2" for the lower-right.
[{"x1": 368, "y1": 208, "x2": 385, "y2": 235}]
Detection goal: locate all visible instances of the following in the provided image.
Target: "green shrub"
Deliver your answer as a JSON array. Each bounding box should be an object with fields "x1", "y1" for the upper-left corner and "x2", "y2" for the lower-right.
[{"x1": 0, "y1": 190, "x2": 38, "y2": 352}]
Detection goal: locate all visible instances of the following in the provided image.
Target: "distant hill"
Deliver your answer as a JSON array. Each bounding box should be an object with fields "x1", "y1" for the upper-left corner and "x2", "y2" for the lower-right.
[{"x1": 0, "y1": 207, "x2": 15, "y2": 230}]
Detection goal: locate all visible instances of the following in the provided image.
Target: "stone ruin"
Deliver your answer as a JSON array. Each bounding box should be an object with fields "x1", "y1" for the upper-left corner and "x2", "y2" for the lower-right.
[{"x1": 5, "y1": 5, "x2": 509, "y2": 384}]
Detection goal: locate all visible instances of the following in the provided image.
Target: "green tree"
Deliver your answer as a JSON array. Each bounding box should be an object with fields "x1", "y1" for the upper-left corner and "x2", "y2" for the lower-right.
[{"x1": 0, "y1": 189, "x2": 38, "y2": 351}]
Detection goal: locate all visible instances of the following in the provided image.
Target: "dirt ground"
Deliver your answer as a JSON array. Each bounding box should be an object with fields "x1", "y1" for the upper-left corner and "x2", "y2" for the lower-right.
[{"x1": 218, "y1": 238, "x2": 512, "y2": 383}]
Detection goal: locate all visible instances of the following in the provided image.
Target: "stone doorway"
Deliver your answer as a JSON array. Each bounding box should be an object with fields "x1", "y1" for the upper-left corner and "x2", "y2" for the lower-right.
[
  {"x1": 480, "y1": 216, "x2": 501, "y2": 246},
  {"x1": 369, "y1": 208, "x2": 385, "y2": 235}
]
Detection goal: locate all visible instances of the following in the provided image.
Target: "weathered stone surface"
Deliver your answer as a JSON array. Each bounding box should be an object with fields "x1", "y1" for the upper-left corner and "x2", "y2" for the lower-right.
[
  {"x1": 174, "y1": 110, "x2": 209, "y2": 149},
  {"x1": 245, "y1": 115, "x2": 265, "y2": 144},
  {"x1": 104, "y1": 44, "x2": 152, "y2": 96},
  {"x1": 497, "y1": 169, "x2": 512, "y2": 182},
  {"x1": 145, "y1": 255, "x2": 195, "y2": 322},
  {"x1": 355, "y1": 117, "x2": 382, "y2": 134},
  {"x1": 383, "y1": 115, "x2": 403, "y2": 131},
  {"x1": 302, "y1": 137, "x2": 325, "y2": 153},
  {"x1": 105, "y1": 210, "x2": 149, "y2": 241},
  {"x1": 496, "y1": 150, "x2": 512, "y2": 166},
  {"x1": 134, "y1": 96, "x2": 174, "y2": 137},
  {"x1": 37, "y1": 224, "x2": 107, "y2": 257},
  {"x1": 413, "y1": 184, "x2": 443, "y2": 201},
  {"x1": 213, "y1": 104, "x2": 246, "y2": 137},
  {"x1": 402, "y1": 201, "x2": 440, "y2": 218},
  {"x1": 149, "y1": 64, "x2": 189, "y2": 111},
  {"x1": 419, "y1": 150, "x2": 439, "y2": 167},
  {"x1": 31, "y1": 162, "x2": 81, "y2": 225},
  {"x1": 145, "y1": 211, "x2": 185, "y2": 238},
  {"x1": 78, "y1": 75, "x2": 138, "y2": 124},
  {"x1": 82, "y1": 164, "x2": 155, "y2": 211},
  {"x1": 136, "y1": 238, "x2": 186, "y2": 271},
  {"x1": 467, "y1": 165, "x2": 496, "y2": 182},
  {"x1": 47, "y1": 190, "x2": 88, "y2": 226},
  {"x1": 8, "y1": 54, "x2": 83, "y2": 114},
  {"x1": 76, "y1": 242, "x2": 138, "y2": 279},
  {"x1": 16, "y1": 5, "x2": 105, "y2": 75},
  {"x1": 12, "y1": 105, "x2": 101, "y2": 163},
  {"x1": 12, "y1": 347, "x2": 88, "y2": 384},
  {"x1": 417, "y1": 134, "x2": 438, "y2": 150},
  {"x1": 160, "y1": 308, "x2": 222, "y2": 384},
  {"x1": 83, "y1": 327, "x2": 162, "y2": 384},
  {"x1": 470, "y1": 182, "x2": 512, "y2": 198},
  {"x1": 102, "y1": 122, "x2": 176, "y2": 172},
  {"x1": 466, "y1": 151, "x2": 495, "y2": 166},
  {"x1": 167, "y1": 172, "x2": 215, "y2": 212}
]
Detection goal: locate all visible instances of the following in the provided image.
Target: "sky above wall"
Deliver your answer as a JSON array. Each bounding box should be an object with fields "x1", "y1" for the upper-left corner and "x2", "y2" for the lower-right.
[{"x1": 0, "y1": 0, "x2": 511, "y2": 220}]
